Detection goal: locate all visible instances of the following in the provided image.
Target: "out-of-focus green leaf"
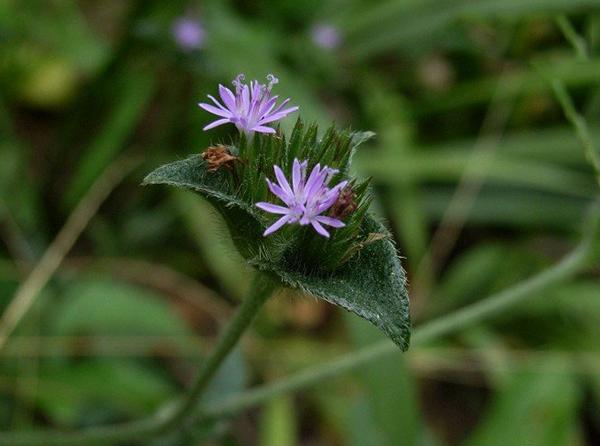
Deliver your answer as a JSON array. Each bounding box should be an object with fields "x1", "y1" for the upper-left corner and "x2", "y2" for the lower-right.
[
  {"x1": 346, "y1": 314, "x2": 423, "y2": 445},
  {"x1": 508, "y1": 281, "x2": 600, "y2": 350},
  {"x1": 0, "y1": 102, "x2": 42, "y2": 252},
  {"x1": 426, "y1": 126, "x2": 592, "y2": 167},
  {"x1": 420, "y1": 189, "x2": 590, "y2": 230},
  {"x1": 344, "y1": 0, "x2": 600, "y2": 59},
  {"x1": 414, "y1": 58, "x2": 600, "y2": 116},
  {"x1": 434, "y1": 244, "x2": 511, "y2": 307},
  {"x1": 432, "y1": 242, "x2": 546, "y2": 316},
  {"x1": 51, "y1": 278, "x2": 192, "y2": 337},
  {"x1": 361, "y1": 77, "x2": 428, "y2": 268},
  {"x1": 36, "y1": 360, "x2": 176, "y2": 426},
  {"x1": 359, "y1": 151, "x2": 597, "y2": 198},
  {"x1": 343, "y1": 396, "x2": 387, "y2": 446},
  {"x1": 464, "y1": 363, "x2": 582, "y2": 446},
  {"x1": 4, "y1": 1, "x2": 109, "y2": 74},
  {"x1": 64, "y1": 67, "x2": 155, "y2": 208}
]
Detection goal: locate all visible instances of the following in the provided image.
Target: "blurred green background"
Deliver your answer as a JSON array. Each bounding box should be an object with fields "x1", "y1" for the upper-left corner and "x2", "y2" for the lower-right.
[{"x1": 1, "y1": 0, "x2": 600, "y2": 445}]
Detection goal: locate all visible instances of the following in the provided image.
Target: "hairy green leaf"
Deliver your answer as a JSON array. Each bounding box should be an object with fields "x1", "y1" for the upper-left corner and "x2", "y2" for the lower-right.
[
  {"x1": 264, "y1": 217, "x2": 410, "y2": 350},
  {"x1": 143, "y1": 148, "x2": 410, "y2": 349}
]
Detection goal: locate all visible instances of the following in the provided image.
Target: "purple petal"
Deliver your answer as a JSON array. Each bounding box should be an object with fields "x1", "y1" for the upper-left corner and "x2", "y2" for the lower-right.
[
  {"x1": 267, "y1": 179, "x2": 294, "y2": 206},
  {"x1": 304, "y1": 164, "x2": 327, "y2": 199},
  {"x1": 241, "y1": 85, "x2": 250, "y2": 110},
  {"x1": 252, "y1": 125, "x2": 277, "y2": 134},
  {"x1": 310, "y1": 220, "x2": 330, "y2": 237},
  {"x1": 256, "y1": 202, "x2": 290, "y2": 214},
  {"x1": 271, "y1": 98, "x2": 290, "y2": 114},
  {"x1": 203, "y1": 118, "x2": 231, "y2": 130},
  {"x1": 263, "y1": 215, "x2": 290, "y2": 236},
  {"x1": 331, "y1": 180, "x2": 348, "y2": 191},
  {"x1": 258, "y1": 106, "x2": 299, "y2": 125},
  {"x1": 316, "y1": 182, "x2": 347, "y2": 213},
  {"x1": 251, "y1": 80, "x2": 261, "y2": 101},
  {"x1": 316, "y1": 194, "x2": 339, "y2": 214},
  {"x1": 321, "y1": 181, "x2": 348, "y2": 202},
  {"x1": 315, "y1": 216, "x2": 345, "y2": 228},
  {"x1": 304, "y1": 163, "x2": 322, "y2": 192},
  {"x1": 218, "y1": 85, "x2": 236, "y2": 110},
  {"x1": 292, "y1": 159, "x2": 303, "y2": 195},
  {"x1": 259, "y1": 95, "x2": 279, "y2": 117},
  {"x1": 274, "y1": 165, "x2": 294, "y2": 197},
  {"x1": 207, "y1": 94, "x2": 229, "y2": 111},
  {"x1": 199, "y1": 103, "x2": 232, "y2": 118}
]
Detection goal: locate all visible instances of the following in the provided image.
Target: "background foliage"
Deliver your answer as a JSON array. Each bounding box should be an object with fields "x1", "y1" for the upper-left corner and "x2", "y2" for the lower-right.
[{"x1": 1, "y1": 0, "x2": 600, "y2": 445}]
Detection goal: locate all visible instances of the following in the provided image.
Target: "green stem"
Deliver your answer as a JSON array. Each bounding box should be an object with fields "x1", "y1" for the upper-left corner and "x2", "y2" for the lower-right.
[
  {"x1": 193, "y1": 217, "x2": 598, "y2": 422},
  {"x1": 0, "y1": 274, "x2": 276, "y2": 446},
  {"x1": 160, "y1": 274, "x2": 275, "y2": 430},
  {"x1": 555, "y1": 15, "x2": 589, "y2": 61}
]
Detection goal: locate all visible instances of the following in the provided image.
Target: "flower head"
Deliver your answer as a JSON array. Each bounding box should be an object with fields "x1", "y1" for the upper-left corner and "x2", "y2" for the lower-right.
[
  {"x1": 172, "y1": 17, "x2": 205, "y2": 51},
  {"x1": 256, "y1": 159, "x2": 348, "y2": 237},
  {"x1": 310, "y1": 23, "x2": 342, "y2": 50},
  {"x1": 199, "y1": 74, "x2": 299, "y2": 135}
]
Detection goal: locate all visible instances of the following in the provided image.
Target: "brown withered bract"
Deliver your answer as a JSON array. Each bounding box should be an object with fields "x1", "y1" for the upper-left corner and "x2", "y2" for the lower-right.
[
  {"x1": 201, "y1": 145, "x2": 240, "y2": 172},
  {"x1": 329, "y1": 187, "x2": 357, "y2": 219}
]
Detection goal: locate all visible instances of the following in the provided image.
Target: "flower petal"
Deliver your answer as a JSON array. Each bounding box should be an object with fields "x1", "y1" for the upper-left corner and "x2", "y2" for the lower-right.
[
  {"x1": 258, "y1": 106, "x2": 299, "y2": 125},
  {"x1": 292, "y1": 158, "x2": 303, "y2": 195},
  {"x1": 252, "y1": 125, "x2": 277, "y2": 134},
  {"x1": 271, "y1": 98, "x2": 290, "y2": 114},
  {"x1": 311, "y1": 220, "x2": 330, "y2": 237},
  {"x1": 207, "y1": 94, "x2": 229, "y2": 111},
  {"x1": 274, "y1": 165, "x2": 294, "y2": 197},
  {"x1": 241, "y1": 85, "x2": 250, "y2": 110},
  {"x1": 316, "y1": 180, "x2": 348, "y2": 213},
  {"x1": 218, "y1": 84, "x2": 236, "y2": 110},
  {"x1": 267, "y1": 179, "x2": 294, "y2": 206},
  {"x1": 316, "y1": 194, "x2": 340, "y2": 214},
  {"x1": 263, "y1": 215, "x2": 290, "y2": 236},
  {"x1": 304, "y1": 164, "x2": 326, "y2": 199},
  {"x1": 203, "y1": 118, "x2": 230, "y2": 130},
  {"x1": 256, "y1": 202, "x2": 290, "y2": 214},
  {"x1": 315, "y1": 216, "x2": 345, "y2": 228},
  {"x1": 199, "y1": 102, "x2": 232, "y2": 118},
  {"x1": 259, "y1": 95, "x2": 279, "y2": 117}
]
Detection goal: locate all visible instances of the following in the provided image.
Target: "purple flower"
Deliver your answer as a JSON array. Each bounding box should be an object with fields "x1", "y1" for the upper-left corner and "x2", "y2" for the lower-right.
[
  {"x1": 198, "y1": 74, "x2": 299, "y2": 135},
  {"x1": 172, "y1": 17, "x2": 205, "y2": 51},
  {"x1": 256, "y1": 159, "x2": 348, "y2": 238},
  {"x1": 310, "y1": 23, "x2": 342, "y2": 50}
]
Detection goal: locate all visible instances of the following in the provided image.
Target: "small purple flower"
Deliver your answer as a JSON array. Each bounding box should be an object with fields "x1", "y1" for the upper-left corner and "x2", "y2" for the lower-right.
[
  {"x1": 198, "y1": 74, "x2": 299, "y2": 135},
  {"x1": 256, "y1": 159, "x2": 348, "y2": 238},
  {"x1": 172, "y1": 17, "x2": 205, "y2": 51},
  {"x1": 310, "y1": 23, "x2": 342, "y2": 50}
]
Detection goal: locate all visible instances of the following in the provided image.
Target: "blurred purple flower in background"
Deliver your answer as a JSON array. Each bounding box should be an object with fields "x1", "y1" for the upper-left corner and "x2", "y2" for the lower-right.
[
  {"x1": 172, "y1": 16, "x2": 205, "y2": 51},
  {"x1": 256, "y1": 159, "x2": 348, "y2": 237},
  {"x1": 199, "y1": 73, "x2": 298, "y2": 135},
  {"x1": 310, "y1": 23, "x2": 342, "y2": 50}
]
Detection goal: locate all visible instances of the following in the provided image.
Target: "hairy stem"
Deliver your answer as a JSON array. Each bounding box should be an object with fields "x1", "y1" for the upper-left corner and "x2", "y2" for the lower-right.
[{"x1": 0, "y1": 274, "x2": 276, "y2": 446}]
